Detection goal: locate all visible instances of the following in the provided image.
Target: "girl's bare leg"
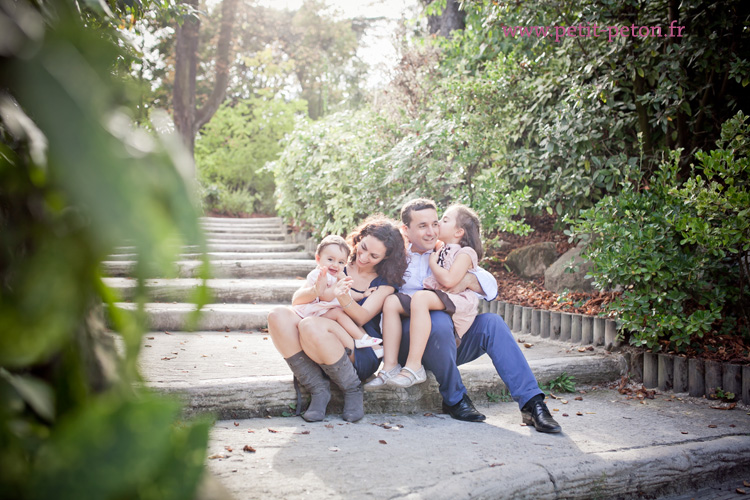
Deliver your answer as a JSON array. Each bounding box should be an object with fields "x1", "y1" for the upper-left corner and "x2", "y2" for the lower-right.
[
  {"x1": 404, "y1": 291, "x2": 445, "y2": 372},
  {"x1": 267, "y1": 306, "x2": 303, "y2": 358},
  {"x1": 380, "y1": 294, "x2": 405, "y2": 372}
]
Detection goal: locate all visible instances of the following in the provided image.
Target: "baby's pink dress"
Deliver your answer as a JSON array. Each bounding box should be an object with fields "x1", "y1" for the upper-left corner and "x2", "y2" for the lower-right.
[
  {"x1": 293, "y1": 268, "x2": 344, "y2": 318},
  {"x1": 423, "y1": 244, "x2": 479, "y2": 337}
]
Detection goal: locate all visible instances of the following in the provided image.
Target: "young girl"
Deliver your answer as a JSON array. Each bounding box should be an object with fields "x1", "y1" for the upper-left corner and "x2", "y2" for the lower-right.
[
  {"x1": 367, "y1": 204, "x2": 483, "y2": 388},
  {"x1": 292, "y1": 235, "x2": 382, "y2": 349}
]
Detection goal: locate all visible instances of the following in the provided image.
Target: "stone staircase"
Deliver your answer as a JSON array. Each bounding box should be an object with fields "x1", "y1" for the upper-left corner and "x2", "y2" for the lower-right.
[
  {"x1": 103, "y1": 217, "x2": 315, "y2": 332},
  {"x1": 105, "y1": 216, "x2": 626, "y2": 419}
]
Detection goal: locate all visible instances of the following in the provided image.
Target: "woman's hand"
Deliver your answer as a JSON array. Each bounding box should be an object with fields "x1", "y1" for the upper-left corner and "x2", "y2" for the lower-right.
[{"x1": 334, "y1": 276, "x2": 354, "y2": 300}]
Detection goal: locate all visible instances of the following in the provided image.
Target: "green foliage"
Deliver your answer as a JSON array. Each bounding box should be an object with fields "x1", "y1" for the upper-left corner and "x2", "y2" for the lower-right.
[
  {"x1": 195, "y1": 95, "x2": 306, "y2": 215},
  {"x1": 711, "y1": 387, "x2": 736, "y2": 402},
  {"x1": 671, "y1": 112, "x2": 750, "y2": 266},
  {"x1": 1, "y1": 1, "x2": 210, "y2": 498},
  {"x1": 486, "y1": 389, "x2": 512, "y2": 403},
  {"x1": 422, "y1": 0, "x2": 749, "y2": 219},
  {"x1": 271, "y1": 109, "x2": 396, "y2": 236},
  {"x1": 543, "y1": 373, "x2": 576, "y2": 394},
  {"x1": 570, "y1": 113, "x2": 749, "y2": 350}
]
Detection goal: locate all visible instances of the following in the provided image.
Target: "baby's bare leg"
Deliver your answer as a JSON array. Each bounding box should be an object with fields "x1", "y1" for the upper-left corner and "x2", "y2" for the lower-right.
[{"x1": 322, "y1": 308, "x2": 367, "y2": 341}]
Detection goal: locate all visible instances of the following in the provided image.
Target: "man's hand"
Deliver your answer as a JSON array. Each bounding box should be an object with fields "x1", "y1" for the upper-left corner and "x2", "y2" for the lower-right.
[{"x1": 440, "y1": 272, "x2": 482, "y2": 294}]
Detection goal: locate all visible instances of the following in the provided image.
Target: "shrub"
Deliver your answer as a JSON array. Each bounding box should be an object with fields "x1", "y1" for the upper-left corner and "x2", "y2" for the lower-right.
[{"x1": 570, "y1": 114, "x2": 750, "y2": 350}]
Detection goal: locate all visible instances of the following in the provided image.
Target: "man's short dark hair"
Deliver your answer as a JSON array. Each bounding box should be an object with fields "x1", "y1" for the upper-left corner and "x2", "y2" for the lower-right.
[{"x1": 400, "y1": 198, "x2": 437, "y2": 227}]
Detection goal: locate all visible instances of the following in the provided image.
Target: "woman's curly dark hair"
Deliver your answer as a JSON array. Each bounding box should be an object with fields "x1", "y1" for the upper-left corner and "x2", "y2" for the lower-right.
[{"x1": 346, "y1": 214, "x2": 407, "y2": 288}]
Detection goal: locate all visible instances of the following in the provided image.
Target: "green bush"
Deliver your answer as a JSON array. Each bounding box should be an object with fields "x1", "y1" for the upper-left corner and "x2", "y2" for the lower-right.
[
  {"x1": 1, "y1": 1, "x2": 210, "y2": 498},
  {"x1": 196, "y1": 95, "x2": 306, "y2": 215},
  {"x1": 271, "y1": 104, "x2": 533, "y2": 237},
  {"x1": 570, "y1": 114, "x2": 749, "y2": 350}
]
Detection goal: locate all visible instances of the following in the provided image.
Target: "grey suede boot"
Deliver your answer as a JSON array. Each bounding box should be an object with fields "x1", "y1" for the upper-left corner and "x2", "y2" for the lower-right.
[
  {"x1": 321, "y1": 352, "x2": 364, "y2": 422},
  {"x1": 285, "y1": 351, "x2": 331, "y2": 422}
]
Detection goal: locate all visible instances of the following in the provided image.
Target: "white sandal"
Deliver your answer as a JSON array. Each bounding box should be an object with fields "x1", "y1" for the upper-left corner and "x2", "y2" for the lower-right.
[
  {"x1": 364, "y1": 364, "x2": 402, "y2": 390},
  {"x1": 386, "y1": 366, "x2": 427, "y2": 388},
  {"x1": 354, "y1": 334, "x2": 383, "y2": 348}
]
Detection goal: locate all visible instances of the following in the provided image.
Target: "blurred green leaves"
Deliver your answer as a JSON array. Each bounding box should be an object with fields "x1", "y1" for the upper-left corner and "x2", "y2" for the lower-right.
[{"x1": 1, "y1": 0, "x2": 211, "y2": 498}]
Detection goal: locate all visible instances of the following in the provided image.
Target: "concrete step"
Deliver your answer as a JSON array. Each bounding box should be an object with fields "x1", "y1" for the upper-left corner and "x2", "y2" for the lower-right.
[
  {"x1": 205, "y1": 390, "x2": 750, "y2": 500},
  {"x1": 200, "y1": 226, "x2": 286, "y2": 234},
  {"x1": 201, "y1": 215, "x2": 281, "y2": 222},
  {"x1": 102, "y1": 259, "x2": 316, "y2": 279},
  {"x1": 104, "y1": 251, "x2": 312, "y2": 262},
  {"x1": 203, "y1": 233, "x2": 287, "y2": 241},
  {"x1": 136, "y1": 330, "x2": 626, "y2": 419},
  {"x1": 103, "y1": 278, "x2": 301, "y2": 303},
  {"x1": 205, "y1": 235, "x2": 287, "y2": 243},
  {"x1": 113, "y1": 243, "x2": 305, "y2": 254},
  {"x1": 113, "y1": 303, "x2": 283, "y2": 331}
]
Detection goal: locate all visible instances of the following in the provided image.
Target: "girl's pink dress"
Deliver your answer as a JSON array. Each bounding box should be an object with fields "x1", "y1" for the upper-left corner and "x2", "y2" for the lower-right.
[
  {"x1": 423, "y1": 244, "x2": 479, "y2": 337},
  {"x1": 293, "y1": 268, "x2": 344, "y2": 318}
]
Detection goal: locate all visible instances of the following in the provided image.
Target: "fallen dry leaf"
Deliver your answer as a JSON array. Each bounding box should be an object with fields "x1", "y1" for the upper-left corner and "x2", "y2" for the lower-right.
[
  {"x1": 424, "y1": 413, "x2": 435, "y2": 417},
  {"x1": 161, "y1": 357, "x2": 174, "y2": 361},
  {"x1": 248, "y1": 430, "x2": 254, "y2": 433},
  {"x1": 576, "y1": 412, "x2": 583, "y2": 416},
  {"x1": 243, "y1": 445, "x2": 256, "y2": 453},
  {"x1": 379, "y1": 440, "x2": 387, "y2": 444},
  {"x1": 329, "y1": 447, "x2": 339, "y2": 452},
  {"x1": 574, "y1": 396, "x2": 583, "y2": 401},
  {"x1": 325, "y1": 424, "x2": 334, "y2": 429},
  {"x1": 577, "y1": 347, "x2": 587, "y2": 352},
  {"x1": 743, "y1": 481, "x2": 750, "y2": 488},
  {"x1": 708, "y1": 424, "x2": 718, "y2": 428},
  {"x1": 224, "y1": 446, "x2": 233, "y2": 452},
  {"x1": 561, "y1": 400, "x2": 568, "y2": 404},
  {"x1": 234, "y1": 422, "x2": 239, "y2": 427},
  {"x1": 489, "y1": 463, "x2": 505, "y2": 467},
  {"x1": 147, "y1": 336, "x2": 155, "y2": 340},
  {"x1": 681, "y1": 431, "x2": 688, "y2": 434},
  {"x1": 562, "y1": 413, "x2": 569, "y2": 417},
  {"x1": 163, "y1": 331, "x2": 172, "y2": 335},
  {"x1": 268, "y1": 428, "x2": 279, "y2": 433},
  {"x1": 294, "y1": 430, "x2": 311, "y2": 435},
  {"x1": 709, "y1": 403, "x2": 736, "y2": 410},
  {"x1": 207, "y1": 454, "x2": 226, "y2": 460},
  {"x1": 524, "y1": 343, "x2": 533, "y2": 348},
  {"x1": 737, "y1": 488, "x2": 746, "y2": 495}
]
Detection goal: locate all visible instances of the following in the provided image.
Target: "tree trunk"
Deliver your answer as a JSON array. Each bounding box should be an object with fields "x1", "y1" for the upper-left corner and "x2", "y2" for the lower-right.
[
  {"x1": 421, "y1": 0, "x2": 465, "y2": 37},
  {"x1": 173, "y1": 0, "x2": 238, "y2": 162}
]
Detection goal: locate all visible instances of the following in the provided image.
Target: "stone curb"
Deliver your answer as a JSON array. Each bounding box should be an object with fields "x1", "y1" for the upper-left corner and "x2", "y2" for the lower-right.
[
  {"x1": 629, "y1": 351, "x2": 750, "y2": 405},
  {"x1": 493, "y1": 301, "x2": 750, "y2": 404},
  {"x1": 486, "y1": 301, "x2": 621, "y2": 350}
]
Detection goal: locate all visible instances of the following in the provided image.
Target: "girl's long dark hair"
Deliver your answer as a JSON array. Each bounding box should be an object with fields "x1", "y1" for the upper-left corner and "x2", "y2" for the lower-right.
[
  {"x1": 450, "y1": 204, "x2": 484, "y2": 261},
  {"x1": 346, "y1": 214, "x2": 407, "y2": 287}
]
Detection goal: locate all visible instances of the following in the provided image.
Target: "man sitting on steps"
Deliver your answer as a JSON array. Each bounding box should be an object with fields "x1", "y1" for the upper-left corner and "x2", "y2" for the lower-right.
[{"x1": 391, "y1": 198, "x2": 561, "y2": 433}]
